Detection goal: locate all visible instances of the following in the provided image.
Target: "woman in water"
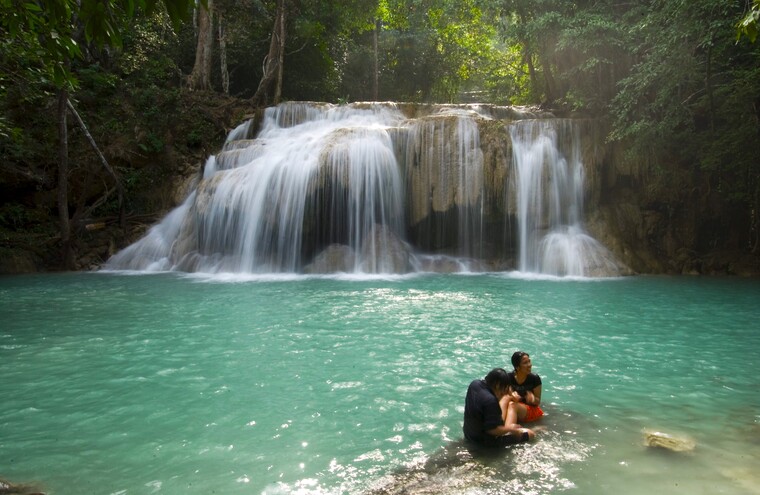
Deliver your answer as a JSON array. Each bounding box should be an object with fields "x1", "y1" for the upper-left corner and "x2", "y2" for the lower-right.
[{"x1": 500, "y1": 351, "x2": 544, "y2": 427}]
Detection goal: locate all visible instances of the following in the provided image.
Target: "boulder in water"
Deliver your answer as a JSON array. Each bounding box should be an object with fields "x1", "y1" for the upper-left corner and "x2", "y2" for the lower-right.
[
  {"x1": 360, "y1": 224, "x2": 412, "y2": 273},
  {"x1": 643, "y1": 430, "x2": 696, "y2": 452},
  {"x1": 304, "y1": 244, "x2": 357, "y2": 273},
  {"x1": 414, "y1": 255, "x2": 487, "y2": 273}
]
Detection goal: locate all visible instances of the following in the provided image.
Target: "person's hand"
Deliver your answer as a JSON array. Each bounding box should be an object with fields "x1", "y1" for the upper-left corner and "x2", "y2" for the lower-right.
[
  {"x1": 524, "y1": 391, "x2": 534, "y2": 404},
  {"x1": 511, "y1": 391, "x2": 521, "y2": 401}
]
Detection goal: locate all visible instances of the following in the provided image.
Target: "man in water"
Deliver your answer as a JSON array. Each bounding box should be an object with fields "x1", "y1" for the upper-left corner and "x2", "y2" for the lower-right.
[{"x1": 463, "y1": 367, "x2": 535, "y2": 447}]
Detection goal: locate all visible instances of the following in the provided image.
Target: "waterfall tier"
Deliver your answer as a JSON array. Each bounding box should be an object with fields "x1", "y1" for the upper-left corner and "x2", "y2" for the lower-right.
[{"x1": 105, "y1": 102, "x2": 628, "y2": 277}]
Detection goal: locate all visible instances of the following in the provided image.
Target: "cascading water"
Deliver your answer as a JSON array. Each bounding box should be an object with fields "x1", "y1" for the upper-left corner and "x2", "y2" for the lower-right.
[
  {"x1": 510, "y1": 119, "x2": 624, "y2": 277},
  {"x1": 107, "y1": 103, "x2": 408, "y2": 273},
  {"x1": 105, "y1": 102, "x2": 626, "y2": 276}
]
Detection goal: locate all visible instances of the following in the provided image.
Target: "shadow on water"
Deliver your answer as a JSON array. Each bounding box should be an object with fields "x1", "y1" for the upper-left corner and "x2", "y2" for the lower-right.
[{"x1": 365, "y1": 406, "x2": 595, "y2": 495}]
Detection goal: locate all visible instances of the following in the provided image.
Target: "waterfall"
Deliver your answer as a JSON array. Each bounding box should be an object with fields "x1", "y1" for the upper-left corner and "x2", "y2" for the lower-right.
[
  {"x1": 510, "y1": 120, "x2": 624, "y2": 277},
  {"x1": 107, "y1": 102, "x2": 409, "y2": 274},
  {"x1": 105, "y1": 102, "x2": 626, "y2": 276}
]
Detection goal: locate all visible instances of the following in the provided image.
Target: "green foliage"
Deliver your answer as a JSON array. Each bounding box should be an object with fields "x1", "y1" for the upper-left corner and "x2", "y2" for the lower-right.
[
  {"x1": 425, "y1": 0, "x2": 496, "y2": 101},
  {"x1": 495, "y1": 0, "x2": 570, "y2": 103},
  {"x1": 118, "y1": 10, "x2": 181, "y2": 82},
  {"x1": 76, "y1": 64, "x2": 119, "y2": 99},
  {"x1": 737, "y1": 0, "x2": 760, "y2": 42},
  {"x1": 336, "y1": 0, "x2": 502, "y2": 102},
  {"x1": 480, "y1": 41, "x2": 532, "y2": 104},
  {"x1": 2, "y1": 0, "x2": 759, "y2": 263},
  {"x1": 0, "y1": 0, "x2": 195, "y2": 90}
]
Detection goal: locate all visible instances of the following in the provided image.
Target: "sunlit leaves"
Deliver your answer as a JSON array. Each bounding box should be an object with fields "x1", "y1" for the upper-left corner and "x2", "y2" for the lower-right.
[
  {"x1": 371, "y1": 0, "x2": 500, "y2": 101},
  {"x1": 737, "y1": 0, "x2": 760, "y2": 42},
  {"x1": 425, "y1": 0, "x2": 495, "y2": 99}
]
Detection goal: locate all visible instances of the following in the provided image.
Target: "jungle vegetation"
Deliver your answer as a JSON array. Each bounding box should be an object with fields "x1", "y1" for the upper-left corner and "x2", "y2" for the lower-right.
[{"x1": 1, "y1": 0, "x2": 759, "y2": 269}]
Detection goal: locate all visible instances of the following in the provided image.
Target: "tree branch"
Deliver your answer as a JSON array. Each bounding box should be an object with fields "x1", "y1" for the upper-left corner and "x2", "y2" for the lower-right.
[{"x1": 66, "y1": 99, "x2": 126, "y2": 229}]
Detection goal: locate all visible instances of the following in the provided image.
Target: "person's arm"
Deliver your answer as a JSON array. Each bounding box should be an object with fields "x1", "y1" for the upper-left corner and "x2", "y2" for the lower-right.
[
  {"x1": 486, "y1": 423, "x2": 529, "y2": 437},
  {"x1": 524, "y1": 385, "x2": 541, "y2": 406}
]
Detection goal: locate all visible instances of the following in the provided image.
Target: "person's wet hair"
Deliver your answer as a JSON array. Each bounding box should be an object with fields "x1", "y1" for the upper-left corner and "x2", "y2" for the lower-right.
[
  {"x1": 484, "y1": 367, "x2": 509, "y2": 389},
  {"x1": 511, "y1": 351, "x2": 528, "y2": 370}
]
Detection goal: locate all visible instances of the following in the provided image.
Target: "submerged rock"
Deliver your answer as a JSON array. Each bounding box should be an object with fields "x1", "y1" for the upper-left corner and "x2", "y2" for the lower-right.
[
  {"x1": 643, "y1": 430, "x2": 696, "y2": 452},
  {"x1": 0, "y1": 477, "x2": 45, "y2": 495},
  {"x1": 364, "y1": 441, "x2": 494, "y2": 495},
  {"x1": 368, "y1": 461, "x2": 494, "y2": 495}
]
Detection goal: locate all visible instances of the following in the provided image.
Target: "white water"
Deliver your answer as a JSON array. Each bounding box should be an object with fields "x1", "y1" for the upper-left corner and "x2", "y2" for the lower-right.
[
  {"x1": 108, "y1": 103, "x2": 408, "y2": 273},
  {"x1": 510, "y1": 120, "x2": 623, "y2": 277},
  {"x1": 106, "y1": 103, "x2": 624, "y2": 276}
]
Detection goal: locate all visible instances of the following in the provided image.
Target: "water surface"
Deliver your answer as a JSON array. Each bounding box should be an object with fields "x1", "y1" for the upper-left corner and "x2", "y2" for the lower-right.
[{"x1": 1, "y1": 273, "x2": 758, "y2": 494}]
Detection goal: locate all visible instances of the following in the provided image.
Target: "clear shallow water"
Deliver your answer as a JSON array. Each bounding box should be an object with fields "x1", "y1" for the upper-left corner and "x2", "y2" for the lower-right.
[{"x1": 1, "y1": 273, "x2": 759, "y2": 495}]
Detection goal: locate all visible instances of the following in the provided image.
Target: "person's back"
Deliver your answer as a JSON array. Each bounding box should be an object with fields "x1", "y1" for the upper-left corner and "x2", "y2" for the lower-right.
[{"x1": 463, "y1": 379, "x2": 503, "y2": 443}]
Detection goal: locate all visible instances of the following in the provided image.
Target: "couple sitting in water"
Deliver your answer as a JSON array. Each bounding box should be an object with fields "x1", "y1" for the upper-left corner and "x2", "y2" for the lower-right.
[{"x1": 463, "y1": 351, "x2": 544, "y2": 446}]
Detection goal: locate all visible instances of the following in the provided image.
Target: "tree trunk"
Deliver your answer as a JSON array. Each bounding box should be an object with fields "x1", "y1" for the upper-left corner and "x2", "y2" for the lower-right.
[
  {"x1": 251, "y1": 0, "x2": 287, "y2": 107},
  {"x1": 537, "y1": 48, "x2": 557, "y2": 104},
  {"x1": 187, "y1": 0, "x2": 214, "y2": 91},
  {"x1": 219, "y1": 12, "x2": 229, "y2": 94},
  {"x1": 372, "y1": 18, "x2": 379, "y2": 101},
  {"x1": 57, "y1": 89, "x2": 75, "y2": 270},
  {"x1": 705, "y1": 35, "x2": 716, "y2": 134},
  {"x1": 274, "y1": 3, "x2": 285, "y2": 104},
  {"x1": 524, "y1": 49, "x2": 538, "y2": 101}
]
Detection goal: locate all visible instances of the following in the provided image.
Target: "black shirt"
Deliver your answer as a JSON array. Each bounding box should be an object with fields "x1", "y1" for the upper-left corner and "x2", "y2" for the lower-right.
[
  {"x1": 463, "y1": 379, "x2": 503, "y2": 443},
  {"x1": 506, "y1": 372, "x2": 541, "y2": 398}
]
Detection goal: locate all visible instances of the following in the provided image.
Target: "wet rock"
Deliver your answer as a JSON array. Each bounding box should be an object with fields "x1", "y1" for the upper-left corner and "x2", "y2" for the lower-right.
[
  {"x1": 368, "y1": 461, "x2": 493, "y2": 495},
  {"x1": 414, "y1": 255, "x2": 488, "y2": 273},
  {"x1": 415, "y1": 255, "x2": 470, "y2": 273},
  {"x1": 0, "y1": 477, "x2": 45, "y2": 494},
  {"x1": 304, "y1": 244, "x2": 357, "y2": 273},
  {"x1": 360, "y1": 224, "x2": 412, "y2": 273},
  {"x1": 404, "y1": 114, "x2": 485, "y2": 229},
  {"x1": 644, "y1": 430, "x2": 696, "y2": 452}
]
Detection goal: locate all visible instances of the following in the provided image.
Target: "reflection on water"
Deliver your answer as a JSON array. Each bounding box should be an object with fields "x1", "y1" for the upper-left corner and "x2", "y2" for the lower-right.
[{"x1": 1, "y1": 273, "x2": 759, "y2": 495}]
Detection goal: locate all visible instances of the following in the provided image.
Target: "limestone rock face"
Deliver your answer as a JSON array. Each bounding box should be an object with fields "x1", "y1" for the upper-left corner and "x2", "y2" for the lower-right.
[
  {"x1": 404, "y1": 115, "x2": 476, "y2": 228},
  {"x1": 401, "y1": 113, "x2": 515, "y2": 260}
]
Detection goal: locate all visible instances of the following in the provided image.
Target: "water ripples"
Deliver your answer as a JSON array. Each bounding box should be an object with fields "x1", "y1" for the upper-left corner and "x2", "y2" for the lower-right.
[{"x1": 1, "y1": 273, "x2": 759, "y2": 494}]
